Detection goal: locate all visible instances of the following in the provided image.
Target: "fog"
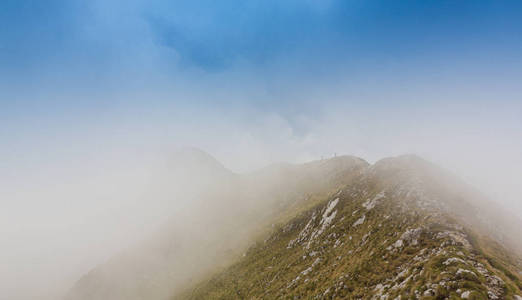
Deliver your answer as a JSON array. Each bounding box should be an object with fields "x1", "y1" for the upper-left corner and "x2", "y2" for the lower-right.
[
  {"x1": 1, "y1": 96, "x2": 522, "y2": 299},
  {"x1": 3, "y1": 1, "x2": 522, "y2": 298}
]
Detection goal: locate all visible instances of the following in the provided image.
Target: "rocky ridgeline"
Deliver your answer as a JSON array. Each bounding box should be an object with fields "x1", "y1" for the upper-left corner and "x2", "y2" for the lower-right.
[{"x1": 187, "y1": 156, "x2": 522, "y2": 299}]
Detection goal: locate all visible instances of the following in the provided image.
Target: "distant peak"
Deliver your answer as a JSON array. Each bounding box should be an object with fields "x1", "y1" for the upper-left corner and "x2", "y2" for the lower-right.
[
  {"x1": 366, "y1": 154, "x2": 447, "y2": 182},
  {"x1": 371, "y1": 154, "x2": 431, "y2": 170},
  {"x1": 326, "y1": 155, "x2": 369, "y2": 164},
  {"x1": 175, "y1": 147, "x2": 220, "y2": 163},
  {"x1": 168, "y1": 147, "x2": 231, "y2": 174},
  {"x1": 300, "y1": 154, "x2": 369, "y2": 166}
]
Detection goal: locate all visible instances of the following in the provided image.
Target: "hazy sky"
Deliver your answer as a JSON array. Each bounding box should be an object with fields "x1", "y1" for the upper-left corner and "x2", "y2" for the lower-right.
[
  {"x1": 2, "y1": 0, "x2": 521, "y2": 203},
  {"x1": 1, "y1": 1, "x2": 522, "y2": 299}
]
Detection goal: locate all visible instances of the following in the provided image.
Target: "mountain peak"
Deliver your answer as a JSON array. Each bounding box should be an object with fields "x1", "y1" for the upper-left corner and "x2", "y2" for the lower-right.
[
  {"x1": 165, "y1": 147, "x2": 234, "y2": 180},
  {"x1": 188, "y1": 155, "x2": 522, "y2": 299},
  {"x1": 67, "y1": 153, "x2": 522, "y2": 300},
  {"x1": 171, "y1": 147, "x2": 226, "y2": 169},
  {"x1": 371, "y1": 154, "x2": 433, "y2": 172}
]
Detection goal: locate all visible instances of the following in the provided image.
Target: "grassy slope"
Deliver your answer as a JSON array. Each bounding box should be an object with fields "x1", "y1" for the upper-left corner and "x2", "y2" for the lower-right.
[
  {"x1": 183, "y1": 160, "x2": 522, "y2": 299},
  {"x1": 68, "y1": 156, "x2": 369, "y2": 300}
]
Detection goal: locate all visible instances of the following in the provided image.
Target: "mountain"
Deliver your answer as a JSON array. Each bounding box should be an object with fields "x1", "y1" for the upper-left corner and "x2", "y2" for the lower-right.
[
  {"x1": 66, "y1": 151, "x2": 368, "y2": 300},
  {"x1": 186, "y1": 155, "x2": 522, "y2": 299},
  {"x1": 67, "y1": 153, "x2": 522, "y2": 300}
]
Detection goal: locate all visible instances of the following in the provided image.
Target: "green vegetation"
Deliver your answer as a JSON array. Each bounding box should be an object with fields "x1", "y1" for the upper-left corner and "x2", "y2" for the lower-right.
[{"x1": 180, "y1": 157, "x2": 522, "y2": 299}]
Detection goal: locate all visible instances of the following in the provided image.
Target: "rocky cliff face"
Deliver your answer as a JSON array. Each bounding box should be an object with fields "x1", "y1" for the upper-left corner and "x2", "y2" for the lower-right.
[{"x1": 186, "y1": 155, "x2": 522, "y2": 299}]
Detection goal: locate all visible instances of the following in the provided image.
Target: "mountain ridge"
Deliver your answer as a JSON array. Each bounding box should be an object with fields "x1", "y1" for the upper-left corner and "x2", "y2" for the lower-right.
[
  {"x1": 66, "y1": 153, "x2": 522, "y2": 300},
  {"x1": 66, "y1": 152, "x2": 368, "y2": 300},
  {"x1": 185, "y1": 155, "x2": 522, "y2": 299}
]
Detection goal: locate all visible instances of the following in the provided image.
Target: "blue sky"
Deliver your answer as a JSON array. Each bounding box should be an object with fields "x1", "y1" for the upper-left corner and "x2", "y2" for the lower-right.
[
  {"x1": 1, "y1": 0, "x2": 522, "y2": 166},
  {"x1": 2, "y1": 0, "x2": 522, "y2": 96}
]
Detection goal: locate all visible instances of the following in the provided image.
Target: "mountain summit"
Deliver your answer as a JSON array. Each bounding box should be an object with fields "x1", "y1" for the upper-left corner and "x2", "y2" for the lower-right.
[
  {"x1": 68, "y1": 155, "x2": 522, "y2": 300},
  {"x1": 188, "y1": 155, "x2": 522, "y2": 299}
]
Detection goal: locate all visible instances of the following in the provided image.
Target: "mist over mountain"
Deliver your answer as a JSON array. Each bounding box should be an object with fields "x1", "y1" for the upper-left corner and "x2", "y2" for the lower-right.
[
  {"x1": 3, "y1": 2, "x2": 522, "y2": 299},
  {"x1": 66, "y1": 151, "x2": 522, "y2": 300}
]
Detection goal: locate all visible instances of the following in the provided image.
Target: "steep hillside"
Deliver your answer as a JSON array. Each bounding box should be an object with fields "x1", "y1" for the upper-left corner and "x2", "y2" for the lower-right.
[
  {"x1": 66, "y1": 152, "x2": 368, "y2": 300},
  {"x1": 186, "y1": 156, "x2": 522, "y2": 299}
]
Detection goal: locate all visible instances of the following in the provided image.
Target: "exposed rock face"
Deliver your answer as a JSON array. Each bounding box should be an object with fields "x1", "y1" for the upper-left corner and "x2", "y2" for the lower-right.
[{"x1": 399, "y1": 227, "x2": 423, "y2": 246}]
